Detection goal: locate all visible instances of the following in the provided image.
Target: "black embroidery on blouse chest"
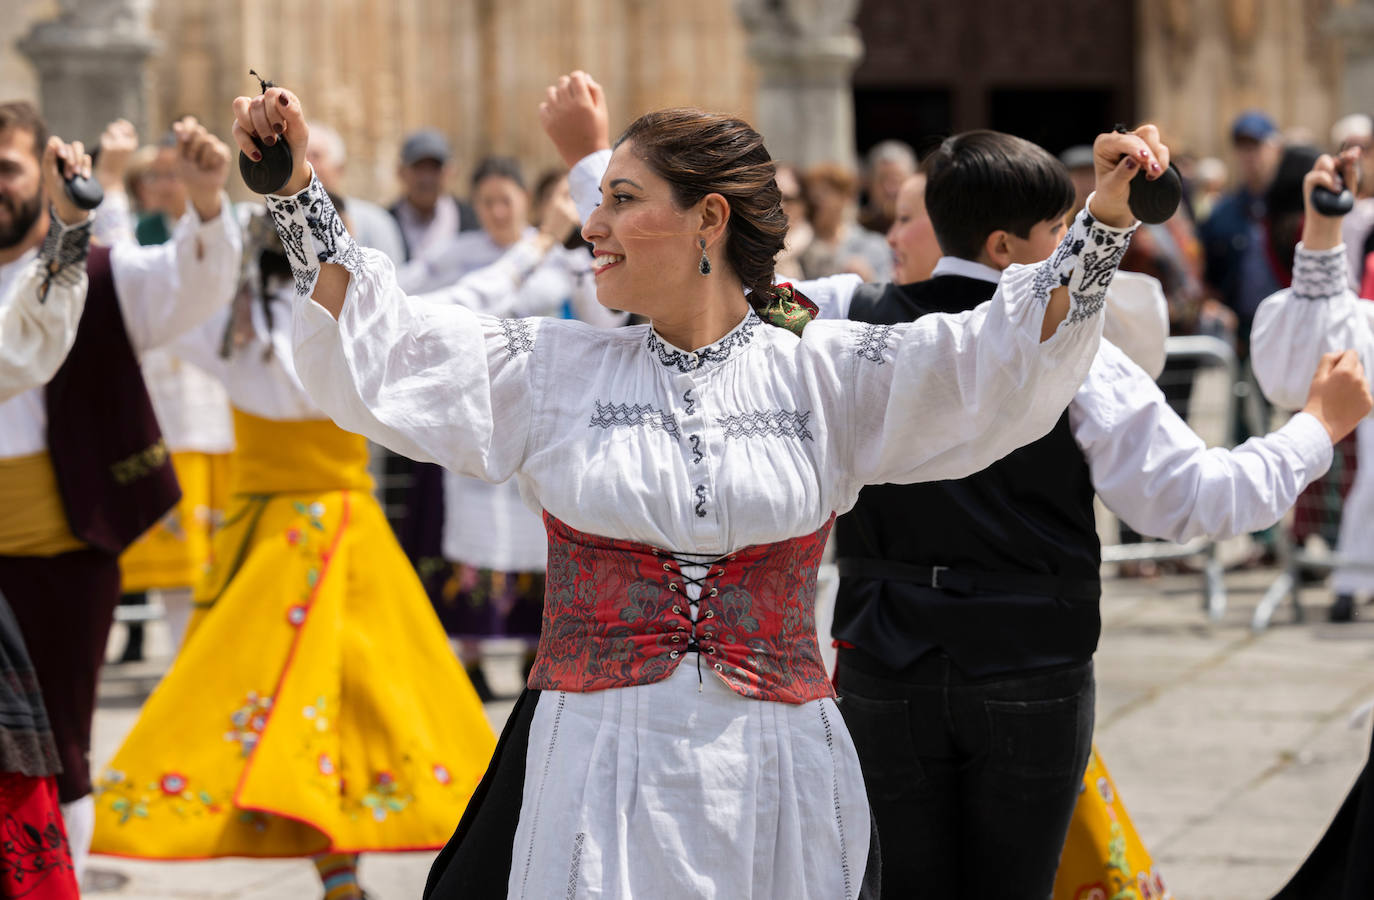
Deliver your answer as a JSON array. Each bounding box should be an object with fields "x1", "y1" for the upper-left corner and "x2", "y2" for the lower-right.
[
  {"x1": 500, "y1": 318, "x2": 535, "y2": 356},
  {"x1": 720, "y1": 410, "x2": 814, "y2": 442},
  {"x1": 646, "y1": 314, "x2": 760, "y2": 372},
  {"x1": 694, "y1": 484, "x2": 708, "y2": 517},
  {"x1": 588, "y1": 401, "x2": 681, "y2": 439},
  {"x1": 854, "y1": 323, "x2": 893, "y2": 364},
  {"x1": 689, "y1": 434, "x2": 703, "y2": 463}
]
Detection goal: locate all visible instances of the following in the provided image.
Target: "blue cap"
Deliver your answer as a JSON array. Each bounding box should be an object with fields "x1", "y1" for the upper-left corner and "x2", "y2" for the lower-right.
[{"x1": 1232, "y1": 111, "x2": 1278, "y2": 143}]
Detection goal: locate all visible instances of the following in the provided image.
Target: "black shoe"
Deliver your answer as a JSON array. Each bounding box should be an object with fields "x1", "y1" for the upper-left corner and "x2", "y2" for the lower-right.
[
  {"x1": 465, "y1": 663, "x2": 495, "y2": 702},
  {"x1": 118, "y1": 624, "x2": 145, "y2": 663},
  {"x1": 1330, "y1": 594, "x2": 1356, "y2": 623}
]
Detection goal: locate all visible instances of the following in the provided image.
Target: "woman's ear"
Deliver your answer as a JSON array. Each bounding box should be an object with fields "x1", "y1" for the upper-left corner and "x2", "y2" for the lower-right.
[{"x1": 698, "y1": 192, "x2": 732, "y2": 248}]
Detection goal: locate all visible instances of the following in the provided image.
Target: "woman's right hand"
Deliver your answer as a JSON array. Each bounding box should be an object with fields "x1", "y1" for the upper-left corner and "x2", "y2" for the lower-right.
[
  {"x1": 1301, "y1": 147, "x2": 1362, "y2": 251},
  {"x1": 539, "y1": 71, "x2": 610, "y2": 169},
  {"x1": 231, "y1": 85, "x2": 312, "y2": 195}
]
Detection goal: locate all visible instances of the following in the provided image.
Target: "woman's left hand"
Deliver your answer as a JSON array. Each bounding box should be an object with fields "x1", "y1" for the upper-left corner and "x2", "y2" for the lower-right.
[
  {"x1": 231, "y1": 86, "x2": 312, "y2": 195},
  {"x1": 1089, "y1": 124, "x2": 1170, "y2": 229}
]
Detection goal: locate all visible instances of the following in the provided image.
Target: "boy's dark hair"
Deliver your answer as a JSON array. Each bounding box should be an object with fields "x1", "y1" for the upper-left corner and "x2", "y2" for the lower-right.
[{"x1": 921, "y1": 130, "x2": 1074, "y2": 260}]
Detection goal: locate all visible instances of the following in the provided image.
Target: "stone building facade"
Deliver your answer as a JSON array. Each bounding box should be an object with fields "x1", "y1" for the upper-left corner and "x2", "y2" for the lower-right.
[{"x1": 4, "y1": 0, "x2": 1374, "y2": 203}]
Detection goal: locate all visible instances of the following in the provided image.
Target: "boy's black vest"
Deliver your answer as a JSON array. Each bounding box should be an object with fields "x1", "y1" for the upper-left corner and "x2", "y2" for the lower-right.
[{"x1": 832, "y1": 274, "x2": 1102, "y2": 677}]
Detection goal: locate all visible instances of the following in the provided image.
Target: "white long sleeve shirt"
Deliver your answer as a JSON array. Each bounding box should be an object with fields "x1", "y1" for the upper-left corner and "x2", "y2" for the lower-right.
[
  {"x1": 903, "y1": 262, "x2": 1331, "y2": 543},
  {"x1": 0, "y1": 215, "x2": 90, "y2": 402},
  {"x1": 0, "y1": 196, "x2": 241, "y2": 458},
  {"x1": 274, "y1": 173, "x2": 1122, "y2": 556}
]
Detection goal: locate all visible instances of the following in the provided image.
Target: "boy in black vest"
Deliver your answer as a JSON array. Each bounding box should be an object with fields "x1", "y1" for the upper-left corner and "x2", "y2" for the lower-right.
[{"x1": 831, "y1": 130, "x2": 1370, "y2": 898}]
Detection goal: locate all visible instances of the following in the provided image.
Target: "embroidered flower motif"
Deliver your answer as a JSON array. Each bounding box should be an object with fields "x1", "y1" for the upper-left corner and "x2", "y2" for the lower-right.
[
  {"x1": 302, "y1": 696, "x2": 330, "y2": 732},
  {"x1": 224, "y1": 691, "x2": 273, "y2": 756},
  {"x1": 317, "y1": 753, "x2": 335, "y2": 776},
  {"x1": 432, "y1": 764, "x2": 452, "y2": 786},
  {"x1": 1096, "y1": 776, "x2": 1114, "y2": 804},
  {"x1": 287, "y1": 605, "x2": 307, "y2": 626},
  {"x1": 359, "y1": 771, "x2": 409, "y2": 822},
  {"x1": 159, "y1": 773, "x2": 188, "y2": 796},
  {"x1": 285, "y1": 527, "x2": 302, "y2": 546},
  {"x1": 309, "y1": 502, "x2": 325, "y2": 518}
]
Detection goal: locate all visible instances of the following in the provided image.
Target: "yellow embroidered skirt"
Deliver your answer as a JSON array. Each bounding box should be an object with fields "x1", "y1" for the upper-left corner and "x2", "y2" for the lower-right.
[
  {"x1": 91, "y1": 411, "x2": 496, "y2": 859},
  {"x1": 118, "y1": 451, "x2": 233, "y2": 593},
  {"x1": 1054, "y1": 747, "x2": 1174, "y2": 900}
]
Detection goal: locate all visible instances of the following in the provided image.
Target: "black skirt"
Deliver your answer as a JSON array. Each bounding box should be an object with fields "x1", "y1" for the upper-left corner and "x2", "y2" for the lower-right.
[
  {"x1": 1271, "y1": 724, "x2": 1374, "y2": 900},
  {"x1": 0, "y1": 589, "x2": 61, "y2": 778}
]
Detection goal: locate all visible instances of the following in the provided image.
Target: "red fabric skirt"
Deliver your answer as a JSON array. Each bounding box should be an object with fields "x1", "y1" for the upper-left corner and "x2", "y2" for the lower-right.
[{"x1": 0, "y1": 773, "x2": 77, "y2": 899}]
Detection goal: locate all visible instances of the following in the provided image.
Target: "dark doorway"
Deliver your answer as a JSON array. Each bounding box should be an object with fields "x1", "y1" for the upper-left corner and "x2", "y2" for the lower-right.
[
  {"x1": 851, "y1": 0, "x2": 1136, "y2": 158},
  {"x1": 988, "y1": 89, "x2": 1118, "y2": 156},
  {"x1": 854, "y1": 88, "x2": 953, "y2": 159}
]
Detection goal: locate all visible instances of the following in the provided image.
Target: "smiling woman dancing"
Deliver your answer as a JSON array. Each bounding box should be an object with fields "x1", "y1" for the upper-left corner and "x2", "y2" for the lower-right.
[{"x1": 231, "y1": 72, "x2": 1156, "y2": 898}]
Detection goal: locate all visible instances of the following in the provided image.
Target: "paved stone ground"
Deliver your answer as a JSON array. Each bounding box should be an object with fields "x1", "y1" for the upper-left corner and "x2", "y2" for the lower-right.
[{"x1": 85, "y1": 568, "x2": 1373, "y2": 899}]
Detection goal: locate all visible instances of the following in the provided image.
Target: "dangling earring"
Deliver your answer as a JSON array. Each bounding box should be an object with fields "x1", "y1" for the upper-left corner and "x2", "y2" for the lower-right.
[{"x1": 698, "y1": 238, "x2": 712, "y2": 276}]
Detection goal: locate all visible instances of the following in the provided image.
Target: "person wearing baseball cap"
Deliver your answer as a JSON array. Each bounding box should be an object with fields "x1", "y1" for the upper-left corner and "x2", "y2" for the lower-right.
[
  {"x1": 388, "y1": 127, "x2": 478, "y2": 263},
  {"x1": 1199, "y1": 110, "x2": 1283, "y2": 348}
]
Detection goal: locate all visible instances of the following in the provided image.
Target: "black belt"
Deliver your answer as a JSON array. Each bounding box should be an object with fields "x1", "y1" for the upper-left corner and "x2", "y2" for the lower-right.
[{"x1": 836, "y1": 557, "x2": 1100, "y2": 602}]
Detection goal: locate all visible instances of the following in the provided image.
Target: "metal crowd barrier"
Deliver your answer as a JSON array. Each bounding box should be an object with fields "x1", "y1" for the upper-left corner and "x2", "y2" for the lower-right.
[{"x1": 1098, "y1": 335, "x2": 1244, "y2": 622}]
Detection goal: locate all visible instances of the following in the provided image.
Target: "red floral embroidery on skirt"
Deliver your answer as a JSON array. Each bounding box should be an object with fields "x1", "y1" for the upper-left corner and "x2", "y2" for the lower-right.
[
  {"x1": 0, "y1": 773, "x2": 77, "y2": 899},
  {"x1": 528, "y1": 514, "x2": 835, "y2": 704}
]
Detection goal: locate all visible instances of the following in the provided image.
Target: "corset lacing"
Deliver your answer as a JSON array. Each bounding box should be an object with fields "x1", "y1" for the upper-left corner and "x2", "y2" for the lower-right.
[{"x1": 652, "y1": 547, "x2": 734, "y2": 690}]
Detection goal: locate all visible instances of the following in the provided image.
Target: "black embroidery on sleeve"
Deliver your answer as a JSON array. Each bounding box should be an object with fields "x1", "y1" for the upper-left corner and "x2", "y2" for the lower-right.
[
  {"x1": 36, "y1": 209, "x2": 92, "y2": 303},
  {"x1": 1292, "y1": 248, "x2": 1350, "y2": 302},
  {"x1": 854, "y1": 323, "x2": 893, "y2": 364},
  {"x1": 500, "y1": 318, "x2": 535, "y2": 357}
]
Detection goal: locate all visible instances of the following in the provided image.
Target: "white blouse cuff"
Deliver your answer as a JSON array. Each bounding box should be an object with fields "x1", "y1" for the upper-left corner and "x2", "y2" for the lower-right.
[
  {"x1": 570, "y1": 149, "x2": 613, "y2": 224},
  {"x1": 1035, "y1": 195, "x2": 1136, "y2": 325},
  {"x1": 264, "y1": 173, "x2": 365, "y2": 297},
  {"x1": 36, "y1": 205, "x2": 93, "y2": 302},
  {"x1": 1292, "y1": 243, "x2": 1350, "y2": 302}
]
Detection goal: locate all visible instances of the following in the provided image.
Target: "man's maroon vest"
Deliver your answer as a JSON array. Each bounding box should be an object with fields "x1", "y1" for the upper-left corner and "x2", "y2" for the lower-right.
[{"x1": 42, "y1": 245, "x2": 180, "y2": 555}]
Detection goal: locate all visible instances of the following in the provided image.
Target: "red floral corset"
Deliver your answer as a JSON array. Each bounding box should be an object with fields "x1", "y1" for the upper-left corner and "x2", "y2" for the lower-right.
[{"x1": 528, "y1": 513, "x2": 836, "y2": 704}]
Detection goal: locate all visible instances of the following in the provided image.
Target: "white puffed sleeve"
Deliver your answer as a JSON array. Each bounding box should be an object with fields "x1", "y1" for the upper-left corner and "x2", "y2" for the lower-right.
[
  {"x1": 275, "y1": 175, "x2": 540, "y2": 482},
  {"x1": 0, "y1": 212, "x2": 91, "y2": 400},
  {"x1": 1252, "y1": 243, "x2": 1374, "y2": 412}
]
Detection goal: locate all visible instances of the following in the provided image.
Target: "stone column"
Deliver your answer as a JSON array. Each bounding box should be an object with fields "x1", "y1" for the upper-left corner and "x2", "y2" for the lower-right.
[
  {"x1": 1327, "y1": 0, "x2": 1374, "y2": 119},
  {"x1": 18, "y1": 0, "x2": 159, "y2": 144},
  {"x1": 736, "y1": 0, "x2": 863, "y2": 168}
]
